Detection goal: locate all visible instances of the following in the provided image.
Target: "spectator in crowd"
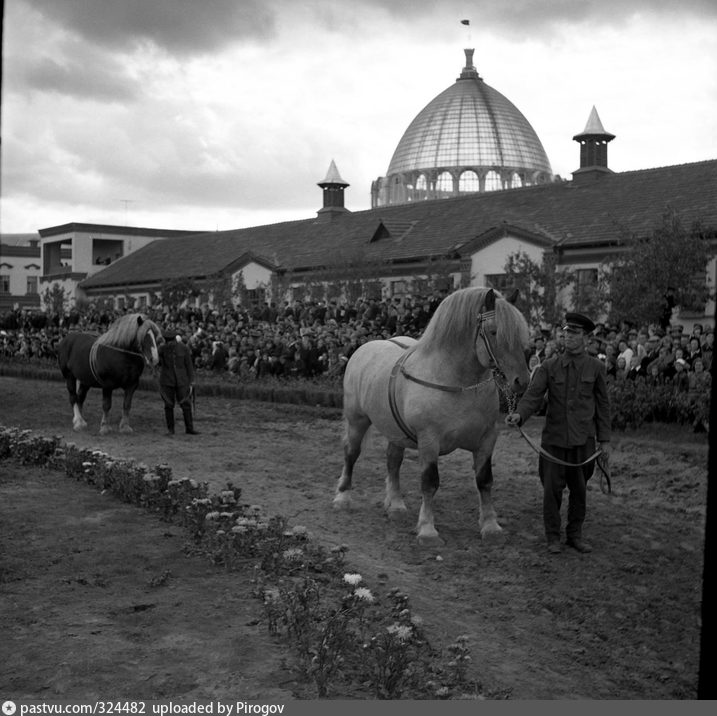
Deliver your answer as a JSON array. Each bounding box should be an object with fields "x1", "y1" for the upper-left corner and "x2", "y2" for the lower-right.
[
  {"x1": 672, "y1": 358, "x2": 690, "y2": 393},
  {"x1": 0, "y1": 294, "x2": 712, "y2": 438}
]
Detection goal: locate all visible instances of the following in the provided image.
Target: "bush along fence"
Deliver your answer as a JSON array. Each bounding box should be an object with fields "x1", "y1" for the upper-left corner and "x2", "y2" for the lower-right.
[{"x1": 0, "y1": 425, "x2": 487, "y2": 700}]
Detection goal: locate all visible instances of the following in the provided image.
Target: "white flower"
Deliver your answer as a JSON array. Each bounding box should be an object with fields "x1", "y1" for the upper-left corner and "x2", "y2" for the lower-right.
[
  {"x1": 386, "y1": 624, "x2": 413, "y2": 642},
  {"x1": 232, "y1": 525, "x2": 248, "y2": 534},
  {"x1": 282, "y1": 548, "x2": 303, "y2": 560},
  {"x1": 343, "y1": 573, "x2": 362, "y2": 586},
  {"x1": 354, "y1": 587, "x2": 375, "y2": 603}
]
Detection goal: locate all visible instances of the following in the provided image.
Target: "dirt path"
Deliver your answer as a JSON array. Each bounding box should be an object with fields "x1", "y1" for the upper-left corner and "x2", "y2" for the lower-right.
[{"x1": 0, "y1": 376, "x2": 708, "y2": 698}]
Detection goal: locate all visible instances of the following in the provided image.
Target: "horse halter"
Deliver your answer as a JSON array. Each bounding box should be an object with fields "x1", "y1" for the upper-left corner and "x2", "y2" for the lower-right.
[
  {"x1": 475, "y1": 307, "x2": 521, "y2": 415},
  {"x1": 474, "y1": 308, "x2": 501, "y2": 373}
]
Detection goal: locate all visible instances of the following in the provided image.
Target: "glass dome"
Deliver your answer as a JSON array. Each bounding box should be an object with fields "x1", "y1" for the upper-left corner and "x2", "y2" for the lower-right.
[{"x1": 371, "y1": 50, "x2": 553, "y2": 207}]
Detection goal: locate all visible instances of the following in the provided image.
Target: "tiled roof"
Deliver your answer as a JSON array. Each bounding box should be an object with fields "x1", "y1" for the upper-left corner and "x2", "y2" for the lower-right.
[{"x1": 80, "y1": 159, "x2": 717, "y2": 289}]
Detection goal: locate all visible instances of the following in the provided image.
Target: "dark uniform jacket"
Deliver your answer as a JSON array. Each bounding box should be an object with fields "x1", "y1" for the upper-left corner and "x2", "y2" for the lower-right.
[
  {"x1": 516, "y1": 353, "x2": 611, "y2": 448},
  {"x1": 159, "y1": 340, "x2": 194, "y2": 388}
]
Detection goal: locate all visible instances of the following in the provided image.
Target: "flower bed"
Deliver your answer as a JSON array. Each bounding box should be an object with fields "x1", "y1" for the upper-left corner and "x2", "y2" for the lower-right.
[{"x1": 0, "y1": 425, "x2": 485, "y2": 699}]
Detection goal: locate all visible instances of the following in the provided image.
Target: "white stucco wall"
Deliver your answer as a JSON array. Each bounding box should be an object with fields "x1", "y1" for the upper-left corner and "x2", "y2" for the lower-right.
[
  {"x1": 469, "y1": 236, "x2": 546, "y2": 286},
  {"x1": 233, "y1": 263, "x2": 273, "y2": 291}
]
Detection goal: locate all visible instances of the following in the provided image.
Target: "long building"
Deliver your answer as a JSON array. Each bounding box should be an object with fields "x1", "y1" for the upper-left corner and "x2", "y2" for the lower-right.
[{"x1": 5, "y1": 48, "x2": 716, "y2": 326}]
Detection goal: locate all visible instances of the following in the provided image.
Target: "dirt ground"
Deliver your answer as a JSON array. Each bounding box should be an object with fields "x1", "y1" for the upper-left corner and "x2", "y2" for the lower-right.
[{"x1": 0, "y1": 375, "x2": 709, "y2": 699}]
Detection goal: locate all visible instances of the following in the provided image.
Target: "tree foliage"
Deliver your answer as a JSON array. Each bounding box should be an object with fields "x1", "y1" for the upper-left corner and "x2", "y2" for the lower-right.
[
  {"x1": 41, "y1": 282, "x2": 70, "y2": 315},
  {"x1": 160, "y1": 277, "x2": 200, "y2": 306},
  {"x1": 607, "y1": 208, "x2": 714, "y2": 325},
  {"x1": 502, "y1": 250, "x2": 572, "y2": 327}
]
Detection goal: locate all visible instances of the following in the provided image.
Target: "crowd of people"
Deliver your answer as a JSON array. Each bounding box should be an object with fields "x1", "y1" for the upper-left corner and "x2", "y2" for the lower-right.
[{"x1": 0, "y1": 292, "x2": 713, "y2": 404}]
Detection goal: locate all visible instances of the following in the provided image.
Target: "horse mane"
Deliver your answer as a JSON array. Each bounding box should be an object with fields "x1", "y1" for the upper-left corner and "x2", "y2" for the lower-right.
[
  {"x1": 95, "y1": 313, "x2": 158, "y2": 350},
  {"x1": 417, "y1": 287, "x2": 528, "y2": 355}
]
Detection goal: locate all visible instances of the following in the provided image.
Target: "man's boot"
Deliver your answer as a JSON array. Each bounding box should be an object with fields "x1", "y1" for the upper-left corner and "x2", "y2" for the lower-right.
[
  {"x1": 164, "y1": 407, "x2": 175, "y2": 436},
  {"x1": 182, "y1": 405, "x2": 199, "y2": 435}
]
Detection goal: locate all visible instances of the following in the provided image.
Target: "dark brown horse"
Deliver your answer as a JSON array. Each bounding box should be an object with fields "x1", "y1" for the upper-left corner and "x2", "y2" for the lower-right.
[{"x1": 57, "y1": 313, "x2": 162, "y2": 434}]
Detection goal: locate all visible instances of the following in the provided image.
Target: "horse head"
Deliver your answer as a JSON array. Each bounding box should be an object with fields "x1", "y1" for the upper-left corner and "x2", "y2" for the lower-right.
[{"x1": 475, "y1": 288, "x2": 530, "y2": 396}]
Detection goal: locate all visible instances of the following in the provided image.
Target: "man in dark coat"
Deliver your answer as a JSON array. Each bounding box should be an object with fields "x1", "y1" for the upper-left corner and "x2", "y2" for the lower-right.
[
  {"x1": 158, "y1": 331, "x2": 199, "y2": 436},
  {"x1": 506, "y1": 313, "x2": 611, "y2": 554}
]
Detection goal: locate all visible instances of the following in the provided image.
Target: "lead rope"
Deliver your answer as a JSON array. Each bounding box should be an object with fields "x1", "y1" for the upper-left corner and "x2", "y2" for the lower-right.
[{"x1": 493, "y1": 367, "x2": 612, "y2": 495}]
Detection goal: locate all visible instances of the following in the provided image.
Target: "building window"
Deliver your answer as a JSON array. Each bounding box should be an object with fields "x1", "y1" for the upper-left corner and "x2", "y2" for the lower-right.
[
  {"x1": 485, "y1": 170, "x2": 502, "y2": 192},
  {"x1": 137, "y1": 295, "x2": 147, "y2": 309},
  {"x1": 459, "y1": 170, "x2": 479, "y2": 193},
  {"x1": 245, "y1": 288, "x2": 266, "y2": 306},
  {"x1": 26, "y1": 276, "x2": 38, "y2": 295},
  {"x1": 0, "y1": 275, "x2": 10, "y2": 294},
  {"x1": 116, "y1": 297, "x2": 126, "y2": 311},
  {"x1": 485, "y1": 273, "x2": 514, "y2": 293},
  {"x1": 436, "y1": 171, "x2": 453, "y2": 195},
  {"x1": 391, "y1": 280, "x2": 407, "y2": 297},
  {"x1": 575, "y1": 268, "x2": 598, "y2": 306}
]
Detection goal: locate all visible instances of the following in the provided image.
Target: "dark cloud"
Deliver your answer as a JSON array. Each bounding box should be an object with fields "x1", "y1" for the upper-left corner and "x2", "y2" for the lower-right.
[
  {"x1": 23, "y1": 0, "x2": 277, "y2": 55},
  {"x1": 18, "y1": 53, "x2": 140, "y2": 103},
  {"x1": 360, "y1": 0, "x2": 717, "y2": 30},
  {"x1": 19, "y1": 0, "x2": 717, "y2": 58}
]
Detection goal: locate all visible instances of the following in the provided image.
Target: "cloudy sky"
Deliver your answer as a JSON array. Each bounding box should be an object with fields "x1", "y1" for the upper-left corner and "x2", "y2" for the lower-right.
[{"x1": 1, "y1": 0, "x2": 716, "y2": 235}]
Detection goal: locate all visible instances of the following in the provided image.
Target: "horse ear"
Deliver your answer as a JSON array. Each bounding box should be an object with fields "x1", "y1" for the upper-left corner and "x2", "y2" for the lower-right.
[
  {"x1": 484, "y1": 288, "x2": 496, "y2": 312},
  {"x1": 507, "y1": 288, "x2": 519, "y2": 305},
  {"x1": 136, "y1": 316, "x2": 144, "y2": 326}
]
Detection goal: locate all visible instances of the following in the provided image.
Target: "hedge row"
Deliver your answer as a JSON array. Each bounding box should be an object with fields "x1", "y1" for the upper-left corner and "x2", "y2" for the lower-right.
[{"x1": 0, "y1": 360, "x2": 710, "y2": 431}]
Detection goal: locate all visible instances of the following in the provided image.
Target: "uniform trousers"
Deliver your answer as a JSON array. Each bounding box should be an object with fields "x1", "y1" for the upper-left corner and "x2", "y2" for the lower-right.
[{"x1": 538, "y1": 438, "x2": 596, "y2": 543}]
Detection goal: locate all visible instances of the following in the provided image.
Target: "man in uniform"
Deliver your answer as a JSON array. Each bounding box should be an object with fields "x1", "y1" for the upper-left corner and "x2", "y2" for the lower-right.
[
  {"x1": 506, "y1": 313, "x2": 610, "y2": 554},
  {"x1": 158, "y1": 331, "x2": 199, "y2": 436}
]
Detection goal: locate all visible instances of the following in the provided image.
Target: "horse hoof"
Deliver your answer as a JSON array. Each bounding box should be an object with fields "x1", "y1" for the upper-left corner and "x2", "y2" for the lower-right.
[
  {"x1": 119, "y1": 426, "x2": 133, "y2": 434},
  {"x1": 73, "y1": 422, "x2": 87, "y2": 432},
  {"x1": 99, "y1": 426, "x2": 111, "y2": 436},
  {"x1": 480, "y1": 524, "x2": 505, "y2": 541},
  {"x1": 416, "y1": 531, "x2": 443, "y2": 547},
  {"x1": 332, "y1": 493, "x2": 352, "y2": 510},
  {"x1": 384, "y1": 500, "x2": 408, "y2": 515}
]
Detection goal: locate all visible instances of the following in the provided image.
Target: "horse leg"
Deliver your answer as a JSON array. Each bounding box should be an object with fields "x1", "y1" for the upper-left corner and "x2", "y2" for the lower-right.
[
  {"x1": 100, "y1": 388, "x2": 113, "y2": 435},
  {"x1": 333, "y1": 415, "x2": 371, "y2": 510},
  {"x1": 416, "y1": 441, "x2": 442, "y2": 545},
  {"x1": 384, "y1": 441, "x2": 407, "y2": 514},
  {"x1": 118, "y1": 386, "x2": 137, "y2": 434},
  {"x1": 473, "y1": 433, "x2": 503, "y2": 538},
  {"x1": 68, "y1": 378, "x2": 88, "y2": 432}
]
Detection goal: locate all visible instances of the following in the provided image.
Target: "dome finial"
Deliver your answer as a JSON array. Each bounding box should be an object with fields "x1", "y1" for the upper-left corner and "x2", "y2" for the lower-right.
[{"x1": 458, "y1": 48, "x2": 480, "y2": 80}]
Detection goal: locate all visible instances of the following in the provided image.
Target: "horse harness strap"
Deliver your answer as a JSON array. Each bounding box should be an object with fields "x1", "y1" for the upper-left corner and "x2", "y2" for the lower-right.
[
  {"x1": 386, "y1": 337, "x2": 495, "y2": 445},
  {"x1": 388, "y1": 349, "x2": 418, "y2": 444},
  {"x1": 89, "y1": 340, "x2": 145, "y2": 388}
]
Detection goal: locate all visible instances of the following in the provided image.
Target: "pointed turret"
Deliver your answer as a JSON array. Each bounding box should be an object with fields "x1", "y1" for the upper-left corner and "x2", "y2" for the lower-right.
[
  {"x1": 317, "y1": 160, "x2": 350, "y2": 219},
  {"x1": 572, "y1": 106, "x2": 615, "y2": 182}
]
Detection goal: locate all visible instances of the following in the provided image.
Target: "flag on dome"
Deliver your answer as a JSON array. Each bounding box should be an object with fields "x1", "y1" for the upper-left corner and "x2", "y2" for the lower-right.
[{"x1": 461, "y1": 19, "x2": 470, "y2": 25}]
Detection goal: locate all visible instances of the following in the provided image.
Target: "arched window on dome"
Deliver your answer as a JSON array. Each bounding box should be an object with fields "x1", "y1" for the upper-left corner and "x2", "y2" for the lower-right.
[
  {"x1": 510, "y1": 172, "x2": 523, "y2": 189},
  {"x1": 485, "y1": 170, "x2": 502, "y2": 192},
  {"x1": 436, "y1": 171, "x2": 454, "y2": 198},
  {"x1": 415, "y1": 174, "x2": 428, "y2": 200},
  {"x1": 458, "y1": 170, "x2": 479, "y2": 193}
]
